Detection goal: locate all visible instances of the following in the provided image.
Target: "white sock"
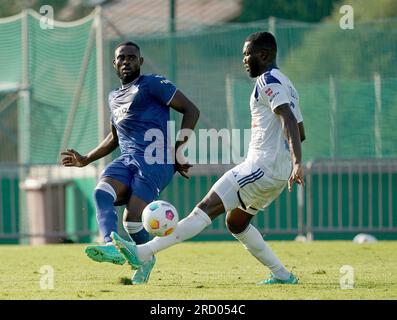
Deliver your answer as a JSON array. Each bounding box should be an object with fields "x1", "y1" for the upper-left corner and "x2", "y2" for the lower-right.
[
  {"x1": 123, "y1": 221, "x2": 143, "y2": 240},
  {"x1": 232, "y1": 224, "x2": 291, "y2": 280},
  {"x1": 137, "y1": 207, "x2": 212, "y2": 261}
]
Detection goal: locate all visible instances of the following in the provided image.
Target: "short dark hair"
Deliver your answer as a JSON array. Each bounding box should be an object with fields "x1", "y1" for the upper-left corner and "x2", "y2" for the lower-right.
[
  {"x1": 115, "y1": 41, "x2": 140, "y2": 52},
  {"x1": 246, "y1": 32, "x2": 277, "y2": 55}
]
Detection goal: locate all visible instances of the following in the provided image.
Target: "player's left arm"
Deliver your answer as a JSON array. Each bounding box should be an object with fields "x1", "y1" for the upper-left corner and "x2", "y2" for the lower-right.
[
  {"x1": 150, "y1": 75, "x2": 200, "y2": 178},
  {"x1": 274, "y1": 104, "x2": 304, "y2": 192},
  {"x1": 168, "y1": 90, "x2": 200, "y2": 179}
]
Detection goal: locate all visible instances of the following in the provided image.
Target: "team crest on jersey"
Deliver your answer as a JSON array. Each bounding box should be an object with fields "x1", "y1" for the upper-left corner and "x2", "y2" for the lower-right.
[
  {"x1": 155, "y1": 75, "x2": 172, "y2": 85},
  {"x1": 265, "y1": 88, "x2": 273, "y2": 96}
]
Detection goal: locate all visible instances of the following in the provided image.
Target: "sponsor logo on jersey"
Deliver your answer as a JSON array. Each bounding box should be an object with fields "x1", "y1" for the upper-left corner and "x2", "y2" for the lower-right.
[
  {"x1": 113, "y1": 105, "x2": 129, "y2": 124},
  {"x1": 269, "y1": 91, "x2": 279, "y2": 103},
  {"x1": 112, "y1": 85, "x2": 140, "y2": 124}
]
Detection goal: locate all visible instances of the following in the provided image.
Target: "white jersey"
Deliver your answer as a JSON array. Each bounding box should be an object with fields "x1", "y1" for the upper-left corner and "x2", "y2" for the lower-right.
[{"x1": 247, "y1": 67, "x2": 303, "y2": 181}]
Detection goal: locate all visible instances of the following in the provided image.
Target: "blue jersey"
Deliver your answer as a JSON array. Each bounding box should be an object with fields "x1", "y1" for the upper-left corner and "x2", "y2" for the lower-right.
[{"x1": 108, "y1": 74, "x2": 177, "y2": 164}]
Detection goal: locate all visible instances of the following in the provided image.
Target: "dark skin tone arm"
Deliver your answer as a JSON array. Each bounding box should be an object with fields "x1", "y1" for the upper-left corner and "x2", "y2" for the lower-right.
[
  {"x1": 61, "y1": 124, "x2": 118, "y2": 167},
  {"x1": 60, "y1": 90, "x2": 200, "y2": 176},
  {"x1": 168, "y1": 89, "x2": 200, "y2": 179},
  {"x1": 298, "y1": 122, "x2": 306, "y2": 142},
  {"x1": 274, "y1": 103, "x2": 305, "y2": 191}
]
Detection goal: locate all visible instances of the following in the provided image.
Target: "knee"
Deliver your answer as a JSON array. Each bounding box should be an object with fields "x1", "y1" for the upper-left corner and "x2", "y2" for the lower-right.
[
  {"x1": 93, "y1": 188, "x2": 111, "y2": 204},
  {"x1": 197, "y1": 193, "x2": 225, "y2": 220},
  {"x1": 197, "y1": 199, "x2": 210, "y2": 212},
  {"x1": 123, "y1": 208, "x2": 142, "y2": 223},
  {"x1": 225, "y1": 215, "x2": 245, "y2": 234},
  {"x1": 93, "y1": 185, "x2": 116, "y2": 211},
  {"x1": 93, "y1": 188, "x2": 101, "y2": 202}
]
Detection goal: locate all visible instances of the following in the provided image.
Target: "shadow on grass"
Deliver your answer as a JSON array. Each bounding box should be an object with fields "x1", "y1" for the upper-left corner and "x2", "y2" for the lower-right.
[{"x1": 118, "y1": 277, "x2": 132, "y2": 285}]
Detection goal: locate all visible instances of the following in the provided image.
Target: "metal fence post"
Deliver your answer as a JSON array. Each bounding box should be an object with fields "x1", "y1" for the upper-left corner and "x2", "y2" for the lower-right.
[
  {"x1": 305, "y1": 162, "x2": 313, "y2": 241},
  {"x1": 95, "y1": 6, "x2": 106, "y2": 173},
  {"x1": 329, "y1": 74, "x2": 337, "y2": 158},
  {"x1": 297, "y1": 184, "x2": 304, "y2": 236},
  {"x1": 374, "y1": 72, "x2": 382, "y2": 158},
  {"x1": 19, "y1": 10, "x2": 31, "y2": 244}
]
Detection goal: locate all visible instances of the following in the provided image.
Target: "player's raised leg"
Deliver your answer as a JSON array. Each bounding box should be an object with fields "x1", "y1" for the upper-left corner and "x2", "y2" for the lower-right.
[
  {"x1": 111, "y1": 189, "x2": 223, "y2": 267},
  {"x1": 111, "y1": 166, "x2": 244, "y2": 265},
  {"x1": 85, "y1": 177, "x2": 128, "y2": 265},
  {"x1": 122, "y1": 194, "x2": 155, "y2": 284},
  {"x1": 123, "y1": 196, "x2": 150, "y2": 246},
  {"x1": 112, "y1": 162, "x2": 297, "y2": 284}
]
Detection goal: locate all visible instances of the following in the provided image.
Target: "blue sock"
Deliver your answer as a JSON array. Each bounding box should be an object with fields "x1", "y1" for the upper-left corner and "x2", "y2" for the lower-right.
[
  {"x1": 123, "y1": 222, "x2": 150, "y2": 244},
  {"x1": 93, "y1": 189, "x2": 117, "y2": 243},
  {"x1": 130, "y1": 228, "x2": 150, "y2": 245}
]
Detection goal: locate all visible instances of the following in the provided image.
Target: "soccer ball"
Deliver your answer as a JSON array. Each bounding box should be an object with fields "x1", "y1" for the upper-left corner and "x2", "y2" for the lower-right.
[{"x1": 142, "y1": 200, "x2": 179, "y2": 237}]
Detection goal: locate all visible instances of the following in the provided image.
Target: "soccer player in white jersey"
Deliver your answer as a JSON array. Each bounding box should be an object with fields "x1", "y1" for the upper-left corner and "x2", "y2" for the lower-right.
[{"x1": 111, "y1": 32, "x2": 306, "y2": 285}]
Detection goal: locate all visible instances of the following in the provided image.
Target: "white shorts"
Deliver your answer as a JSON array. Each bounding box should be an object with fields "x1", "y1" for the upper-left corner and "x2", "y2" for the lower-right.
[{"x1": 211, "y1": 160, "x2": 287, "y2": 215}]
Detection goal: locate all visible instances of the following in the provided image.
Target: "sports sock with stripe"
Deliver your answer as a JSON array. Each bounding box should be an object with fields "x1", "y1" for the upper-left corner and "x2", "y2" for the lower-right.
[{"x1": 123, "y1": 221, "x2": 150, "y2": 245}]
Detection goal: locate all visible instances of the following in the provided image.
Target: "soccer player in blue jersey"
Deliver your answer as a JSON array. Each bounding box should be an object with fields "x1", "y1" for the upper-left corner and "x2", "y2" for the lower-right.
[{"x1": 61, "y1": 41, "x2": 199, "y2": 284}]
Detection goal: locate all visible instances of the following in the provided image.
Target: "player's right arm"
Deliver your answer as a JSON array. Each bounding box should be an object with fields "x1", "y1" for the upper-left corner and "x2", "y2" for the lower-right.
[
  {"x1": 61, "y1": 124, "x2": 119, "y2": 167},
  {"x1": 274, "y1": 104, "x2": 304, "y2": 192},
  {"x1": 258, "y1": 77, "x2": 305, "y2": 191}
]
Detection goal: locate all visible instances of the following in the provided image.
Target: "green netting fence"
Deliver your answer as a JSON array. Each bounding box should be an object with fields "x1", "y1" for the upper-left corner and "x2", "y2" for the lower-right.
[
  {"x1": 1, "y1": 12, "x2": 396, "y2": 164},
  {"x1": 130, "y1": 18, "x2": 397, "y2": 162},
  {"x1": 0, "y1": 10, "x2": 99, "y2": 165},
  {"x1": 0, "y1": 11, "x2": 396, "y2": 242}
]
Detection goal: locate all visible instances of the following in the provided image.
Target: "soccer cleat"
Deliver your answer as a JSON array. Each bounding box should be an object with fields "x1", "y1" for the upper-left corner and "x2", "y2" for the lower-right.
[
  {"x1": 85, "y1": 244, "x2": 126, "y2": 265},
  {"x1": 257, "y1": 273, "x2": 299, "y2": 285},
  {"x1": 110, "y1": 231, "x2": 143, "y2": 269},
  {"x1": 131, "y1": 256, "x2": 156, "y2": 285}
]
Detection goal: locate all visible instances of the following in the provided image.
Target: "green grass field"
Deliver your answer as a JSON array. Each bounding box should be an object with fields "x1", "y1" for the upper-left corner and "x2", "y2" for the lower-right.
[{"x1": 0, "y1": 241, "x2": 396, "y2": 300}]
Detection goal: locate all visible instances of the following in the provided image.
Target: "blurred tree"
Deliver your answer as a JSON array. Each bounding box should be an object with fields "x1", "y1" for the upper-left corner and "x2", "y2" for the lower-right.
[
  {"x1": 280, "y1": 0, "x2": 397, "y2": 159},
  {"x1": 283, "y1": 0, "x2": 397, "y2": 82},
  {"x1": 0, "y1": 0, "x2": 67, "y2": 17},
  {"x1": 0, "y1": 0, "x2": 98, "y2": 20},
  {"x1": 237, "y1": 0, "x2": 341, "y2": 22}
]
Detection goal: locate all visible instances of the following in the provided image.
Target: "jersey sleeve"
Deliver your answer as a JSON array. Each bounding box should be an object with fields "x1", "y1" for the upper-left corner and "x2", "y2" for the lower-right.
[
  {"x1": 292, "y1": 103, "x2": 303, "y2": 123},
  {"x1": 149, "y1": 75, "x2": 177, "y2": 106},
  {"x1": 288, "y1": 85, "x2": 303, "y2": 123}
]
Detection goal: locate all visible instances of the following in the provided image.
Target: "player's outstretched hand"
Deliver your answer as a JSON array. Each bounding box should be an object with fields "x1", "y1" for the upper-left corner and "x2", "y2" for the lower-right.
[
  {"x1": 288, "y1": 163, "x2": 304, "y2": 192},
  {"x1": 60, "y1": 149, "x2": 88, "y2": 167},
  {"x1": 174, "y1": 141, "x2": 193, "y2": 179},
  {"x1": 175, "y1": 161, "x2": 193, "y2": 179}
]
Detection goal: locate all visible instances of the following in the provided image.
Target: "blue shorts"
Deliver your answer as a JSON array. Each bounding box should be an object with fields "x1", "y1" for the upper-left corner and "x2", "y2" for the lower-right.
[{"x1": 101, "y1": 156, "x2": 175, "y2": 204}]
